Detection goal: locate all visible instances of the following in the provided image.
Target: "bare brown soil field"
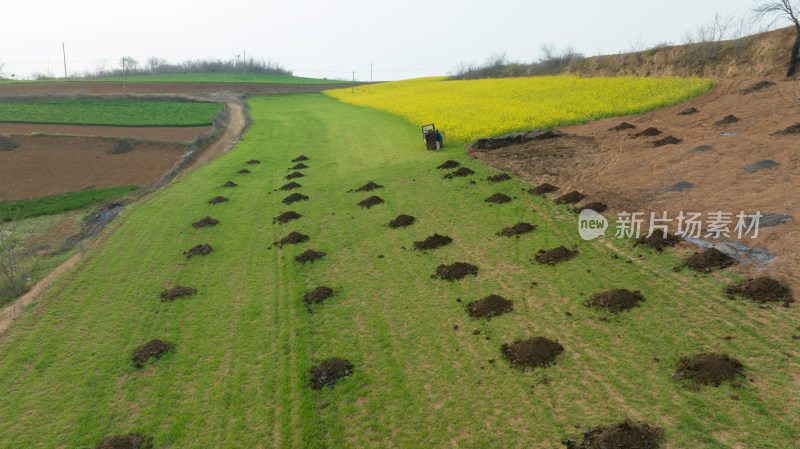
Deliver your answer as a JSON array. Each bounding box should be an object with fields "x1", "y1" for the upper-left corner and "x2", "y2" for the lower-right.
[
  {"x1": 0, "y1": 81, "x2": 348, "y2": 96},
  {"x1": 0, "y1": 122, "x2": 210, "y2": 141},
  {"x1": 0, "y1": 134, "x2": 185, "y2": 201},
  {"x1": 469, "y1": 77, "x2": 800, "y2": 290}
]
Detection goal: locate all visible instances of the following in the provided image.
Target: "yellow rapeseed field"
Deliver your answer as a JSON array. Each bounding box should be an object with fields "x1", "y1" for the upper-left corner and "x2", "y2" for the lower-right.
[{"x1": 324, "y1": 76, "x2": 715, "y2": 142}]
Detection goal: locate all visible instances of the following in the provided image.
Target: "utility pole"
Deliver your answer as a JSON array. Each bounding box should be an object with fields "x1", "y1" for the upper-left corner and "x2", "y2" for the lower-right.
[
  {"x1": 243, "y1": 49, "x2": 246, "y2": 81},
  {"x1": 370, "y1": 62, "x2": 373, "y2": 83},
  {"x1": 61, "y1": 42, "x2": 67, "y2": 78},
  {"x1": 122, "y1": 57, "x2": 126, "y2": 89},
  {"x1": 352, "y1": 71, "x2": 355, "y2": 93}
]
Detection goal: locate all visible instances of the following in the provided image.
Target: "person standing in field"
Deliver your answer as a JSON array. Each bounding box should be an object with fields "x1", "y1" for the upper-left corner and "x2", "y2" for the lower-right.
[{"x1": 435, "y1": 130, "x2": 443, "y2": 151}]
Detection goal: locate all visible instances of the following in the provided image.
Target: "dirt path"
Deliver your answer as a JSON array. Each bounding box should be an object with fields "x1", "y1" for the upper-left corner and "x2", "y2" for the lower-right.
[
  {"x1": 186, "y1": 102, "x2": 246, "y2": 170},
  {"x1": 0, "y1": 251, "x2": 82, "y2": 335}
]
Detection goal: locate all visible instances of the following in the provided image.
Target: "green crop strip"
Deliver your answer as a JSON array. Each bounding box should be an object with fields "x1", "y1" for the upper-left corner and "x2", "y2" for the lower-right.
[
  {"x1": 0, "y1": 94, "x2": 797, "y2": 448},
  {"x1": 0, "y1": 185, "x2": 139, "y2": 219}
]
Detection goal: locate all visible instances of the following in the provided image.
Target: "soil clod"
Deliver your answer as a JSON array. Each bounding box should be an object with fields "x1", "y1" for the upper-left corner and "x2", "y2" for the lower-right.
[
  {"x1": 290, "y1": 163, "x2": 309, "y2": 169},
  {"x1": 94, "y1": 434, "x2": 154, "y2": 449},
  {"x1": 131, "y1": 339, "x2": 175, "y2": 368},
  {"x1": 437, "y1": 160, "x2": 460, "y2": 169},
  {"x1": 107, "y1": 140, "x2": 134, "y2": 155},
  {"x1": 358, "y1": 195, "x2": 384, "y2": 208},
  {"x1": 352, "y1": 181, "x2": 384, "y2": 192},
  {"x1": 184, "y1": 244, "x2": 212, "y2": 259},
  {"x1": 564, "y1": 419, "x2": 664, "y2": 449},
  {"x1": 192, "y1": 216, "x2": 219, "y2": 229},
  {"x1": 574, "y1": 202, "x2": 607, "y2": 213},
  {"x1": 444, "y1": 167, "x2": 475, "y2": 179},
  {"x1": 295, "y1": 250, "x2": 326, "y2": 264},
  {"x1": 221, "y1": 181, "x2": 237, "y2": 187},
  {"x1": 0, "y1": 135, "x2": 19, "y2": 151},
  {"x1": 724, "y1": 276, "x2": 794, "y2": 304},
  {"x1": 679, "y1": 107, "x2": 700, "y2": 115},
  {"x1": 303, "y1": 286, "x2": 333, "y2": 304},
  {"x1": 308, "y1": 358, "x2": 354, "y2": 390},
  {"x1": 501, "y1": 337, "x2": 563, "y2": 370},
  {"x1": 237, "y1": 168, "x2": 251, "y2": 174},
  {"x1": 497, "y1": 222, "x2": 536, "y2": 237},
  {"x1": 635, "y1": 232, "x2": 682, "y2": 251},
  {"x1": 278, "y1": 182, "x2": 302, "y2": 191},
  {"x1": 413, "y1": 234, "x2": 453, "y2": 250},
  {"x1": 535, "y1": 246, "x2": 579, "y2": 265},
  {"x1": 286, "y1": 171, "x2": 304, "y2": 180},
  {"x1": 633, "y1": 127, "x2": 663, "y2": 137},
  {"x1": 276, "y1": 231, "x2": 309, "y2": 247},
  {"x1": 160, "y1": 286, "x2": 197, "y2": 302},
  {"x1": 485, "y1": 193, "x2": 512, "y2": 204},
  {"x1": 388, "y1": 214, "x2": 415, "y2": 228},
  {"x1": 681, "y1": 248, "x2": 736, "y2": 273},
  {"x1": 555, "y1": 191, "x2": 586, "y2": 204},
  {"x1": 208, "y1": 196, "x2": 229, "y2": 204},
  {"x1": 774, "y1": 123, "x2": 800, "y2": 135},
  {"x1": 435, "y1": 262, "x2": 478, "y2": 281},
  {"x1": 715, "y1": 115, "x2": 740, "y2": 126},
  {"x1": 467, "y1": 294, "x2": 513, "y2": 318},
  {"x1": 274, "y1": 211, "x2": 301, "y2": 224},
  {"x1": 292, "y1": 155, "x2": 309, "y2": 162},
  {"x1": 662, "y1": 181, "x2": 693, "y2": 192},
  {"x1": 653, "y1": 136, "x2": 682, "y2": 146},
  {"x1": 246, "y1": 159, "x2": 260, "y2": 164},
  {"x1": 687, "y1": 145, "x2": 713, "y2": 153},
  {"x1": 673, "y1": 353, "x2": 744, "y2": 386},
  {"x1": 529, "y1": 183, "x2": 559, "y2": 195},
  {"x1": 487, "y1": 173, "x2": 512, "y2": 182},
  {"x1": 740, "y1": 80, "x2": 775, "y2": 95},
  {"x1": 282, "y1": 193, "x2": 309, "y2": 205},
  {"x1": 743, "y1": 159, "x2": 780, "y2": 172},
  {"x1": 609, "y1": 122, "x2": 636, "y2": 131},
  {"x1": 585, "y1": 289, "x2": 645, "y2": 313}
]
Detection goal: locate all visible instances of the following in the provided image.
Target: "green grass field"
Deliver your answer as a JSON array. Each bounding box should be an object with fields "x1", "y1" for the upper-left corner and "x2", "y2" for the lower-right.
[
  {"x1": 0, "y1": 186, "x2": 139, "y2": 219},
  {"x1": 95, "y1": 73, "x2": 351, "y2": 84},
  {"x1": 0, "y1": 99, "x2": 223, "y2": 126},
  {"x1": 0, "y1": 94, "x2": 798, "y2": 448}
]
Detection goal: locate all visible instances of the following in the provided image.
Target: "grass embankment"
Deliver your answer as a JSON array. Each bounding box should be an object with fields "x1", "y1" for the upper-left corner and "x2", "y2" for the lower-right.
[
  {"x1": 324, "y1": 76, "x2": 716, "y2": 142},
  {"x1": 0, "y1": 99, "x2": 224, "y2": 126},
  {"x1": 96, "y1": 73, "x2": 351, "y2": 84},
  {"x1": 0, "y1": 94, "x2": 797, "y2": 448},
  {"x1": 1, "y1": 186, "x2": 139, "y2": 219}
]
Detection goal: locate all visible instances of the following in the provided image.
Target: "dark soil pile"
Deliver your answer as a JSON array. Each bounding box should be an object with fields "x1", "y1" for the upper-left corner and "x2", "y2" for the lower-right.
[
  {"x1": 497, "y1": 222, "x2": 536, "y2": 237},
  {"x1": 529, "y1": 183, "x2": 559, "y2": 195},
  {"x1": 221, "y1": 181, "x2": 237, "y2": 187},
  {"x1": 282, "y1": 193, "x2": 309, "y2": 205},
  {"x1": 574, "y1": 201, "x2": 607, "y2": 213},
  {"x1": 740, "y1": 80, "x2": 775, "y2": 95},
  {"x1": 485, "y1": 193, "x2": 512, "y2": 204},
  {"x1": 434, "y1": 262, "x2": 478, "y2": 281},
  {"x1": 535, "y1": 246, "x2": 579, "y2": 265},
  {"x1": 192, "y1": 216, "x2": 219, "y2": 229},
  {"x1": 292, "y1": 155, "x2": 309, "y2": 162},
  {"x1": 388, "y1": 214, "x2": 415, "y2": 228},
  {"x1": 437, "y1": 160, "x2": 460, "y2": 169},
  {"x1": 295, "y1": 250, "x2": 326, "y2": 263},
  {"x1": 286, "y1": 172, "x2": 304, "y2": 180},
  {"x1": 673, "y1": 353, "x2": 744, "y2": 386},
  {"x1": 279, "y1": 182, "x2": 302, "y2": 191},
  {"x1": 774, "y1": 123, "x2": 800, "y2": 135},
  {"x1": 184, "y1": 244, "x2": 212, "y2": 259},
  {"x1": 585, "y1": 289, "x2": 645, "y2": 313},
  {"x1": 679, "y1": 107, "x2": 700, "y2": 115},
  {"x1": 208, "y1": 196, "x2": 229, "y2": 204},
  {"x1": 276, "y1": 231, "x2": 310, "y2": 247},
  {"x1": 94, "y1": 434, "x2": 154, "y2": 449},
  {"x1": 608, "y1": 122, "x2": 636, "y2": 131},
  {"x1": 160, "y1": 286, "x2": 197, "y2": 302},
  {"x1": 715, "y1": 115, "x2": 740, "y2": 126},
  {"x1": 487, "y1": 173, "x2": 512, "y2": 182},
  {"x1": 467, "y1": 294, "x2": 513, "y2": 318},
  {"x1": 246, "y1": 159, "x2": 260, "y2": 164},
  {"x1": 354, "y1": 181, "x2": 383, "y2": 192},
  {"x1": 290, "y1": 163, "x2": 309, "y2": 169},
  {"x1": 633, "y1": 127, "x2": 662, "y2": 137},
  {"x1": 653, "y1": 136, "x2": 682, "y2": 147},
  {"x1": 413, "y1": 234, "x2": 452, "y2": 250},
  {"x1": 303, "y1": 286, "x2": 333, "y2": 304},
  {"x1": 274, "y1": 211, "x2": 301, "y2": 223},
  {"x1": 743, "y1": 159, "x2": 780, "y2": 172},
  {"x1": 682, "y1": 248, "x2": 736, "y2": 273},
  {"x1": 131, "y1": 340, "x2": 175, "y2": 368},
  {"x1": 500, "y1": 337, "x2": 563, "y2": 369},
  {"x1": 635, "y1": 233, "x2": 682, "y2": 251},
  {"x1": 443, "y1": 167, "x2": 475, "y2": 178},
  {"x1": 237, "y1": 168, "x2": 251, "y2": 174},
  {"x1": 107, "y1": 140, "x2": 134, "y2": 154},
  {"x1": 308, "y1": 358, "x2": 354, "y2": 390},
  {"x1": 358, "y1": 196, "x2": 384, "y2": 208},
  {"x1": 565, "y1": 419, "x2": 664, "y2": 449},
  {"x1": 0, "y1": 135, "x2": 19, "y2": 151},
  {"x1": 555, "y1": 191, "x2": 586, "y2": 204},
  {"x1": 724, "y1": 276, "x2": 794, "y2": 304}
]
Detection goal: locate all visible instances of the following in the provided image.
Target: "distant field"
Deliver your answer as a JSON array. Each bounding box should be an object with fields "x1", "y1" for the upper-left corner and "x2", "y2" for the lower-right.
[
  {"x1": 0, "y1": 99, "x2": 223, "y2": 126},
  {"x1": 325, "y1": 75, "x2": 716, "y2": 142},
  {"x1": 0, "y1": 186, "x2": 139, "y2": 219},
  {"x1": 96, "y1": 73, "x2": 351, "y2": 84}
]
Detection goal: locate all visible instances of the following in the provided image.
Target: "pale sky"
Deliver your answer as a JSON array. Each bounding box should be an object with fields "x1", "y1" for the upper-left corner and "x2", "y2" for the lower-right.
[{"x1": 0, "y1": 0, "x2": 775, "y2": 81}]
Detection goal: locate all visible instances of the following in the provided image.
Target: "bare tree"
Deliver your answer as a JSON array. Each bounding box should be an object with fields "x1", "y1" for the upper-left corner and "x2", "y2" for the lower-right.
[
  {"x1": 0, "y1": 211, "x2": 25, "y2": 301},
  {"x1": 0, "y1": 61, "x2": 5, "y2": 78},
  {"x1": 754, "y1": 0, "x2": 800, "y2": 76}
]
